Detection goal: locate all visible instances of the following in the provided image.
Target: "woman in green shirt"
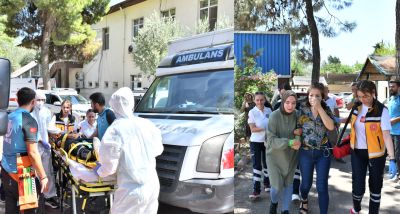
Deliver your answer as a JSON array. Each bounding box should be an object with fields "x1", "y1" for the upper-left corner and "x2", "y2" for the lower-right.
[{"x1": 266, "y1": 90, "x2": 301, "y2": 214}]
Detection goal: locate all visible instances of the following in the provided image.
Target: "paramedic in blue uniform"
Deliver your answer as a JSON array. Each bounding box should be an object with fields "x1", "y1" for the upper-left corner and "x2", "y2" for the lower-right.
[
  {"x1": 89, "y1": 92, "x2": 116, "y2": 140},
  {"x1": 1, "y1": 87, "x2": 49, "y2": 213}
]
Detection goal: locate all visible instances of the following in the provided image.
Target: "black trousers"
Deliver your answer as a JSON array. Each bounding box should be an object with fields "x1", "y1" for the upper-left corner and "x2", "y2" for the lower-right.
[
  {"x1": 1, "y1": 169, "x2": 45, "y2": 214},
  {"x1": 351, "y1": 149, "x2": 385, "y2": 214}
]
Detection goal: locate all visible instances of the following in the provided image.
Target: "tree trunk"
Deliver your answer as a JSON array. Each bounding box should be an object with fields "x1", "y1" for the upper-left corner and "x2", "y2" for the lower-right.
[
  {"x1": 396, "y1": 0, "x2": 400, "y2": 79},
  {"x1": 40, "y1": 11, "x2": 55, "y2": 90},
  {"x1": 304, "y1": 0, "x2": 321, "y2": 83}
]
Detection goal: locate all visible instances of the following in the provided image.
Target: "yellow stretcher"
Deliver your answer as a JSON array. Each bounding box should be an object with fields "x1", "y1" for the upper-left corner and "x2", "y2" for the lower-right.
[{"x1": 49, "y1": 135, "x2": 116, "y2": 214}]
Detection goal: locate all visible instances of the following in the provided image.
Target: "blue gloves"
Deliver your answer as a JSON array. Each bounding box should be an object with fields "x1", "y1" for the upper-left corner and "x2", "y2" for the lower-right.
[
  {"x1": 41, "y1": 141, "x2": 51, "y2": 150},
  {"x1": 93, "y1": 162, "x2": 101, "y2": 176},
  {"x1": 389, "y1": 159, "x2": 398, "y2": 179}
]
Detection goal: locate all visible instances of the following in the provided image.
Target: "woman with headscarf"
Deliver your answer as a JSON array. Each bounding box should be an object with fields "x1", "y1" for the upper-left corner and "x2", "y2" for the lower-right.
[
  {"x1": 266, "y1": 91, "x2": 301, "y2": 214},
  {"x1": 94, "y1": 87, "x2": 164, "y2": 214}
]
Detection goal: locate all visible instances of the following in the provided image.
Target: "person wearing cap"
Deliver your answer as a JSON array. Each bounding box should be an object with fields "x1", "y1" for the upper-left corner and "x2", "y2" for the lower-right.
[
  {"x1": 266, "y1": 90, "x2": 301, "y2": 214},
  {"x1": 31, "y1": 90, "x2": 59, "y2": 208}
]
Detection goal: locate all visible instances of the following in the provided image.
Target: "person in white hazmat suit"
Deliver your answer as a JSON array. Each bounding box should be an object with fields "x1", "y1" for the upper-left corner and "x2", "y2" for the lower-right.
[
  {"x1": 94, "y1": 87, "x2": 164, "y2": 214},
  {"x1": 31, "y1": 90, "x2": 59, "y2": 208}
]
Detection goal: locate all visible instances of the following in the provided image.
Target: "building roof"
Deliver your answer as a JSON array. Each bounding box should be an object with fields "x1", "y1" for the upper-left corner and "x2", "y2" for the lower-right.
[
  {"x1": 357, "y1": 55, "x2": 399, "y2": 81},
  {"x1": 108, "y1": 0, "x2": 146, "y2": 14},
  {"x1": 11, "y1": 61, "x2": 38, "y2": 78},
  {"x1": 292, "y1": 76, "x2": 327, "y2": 86}
]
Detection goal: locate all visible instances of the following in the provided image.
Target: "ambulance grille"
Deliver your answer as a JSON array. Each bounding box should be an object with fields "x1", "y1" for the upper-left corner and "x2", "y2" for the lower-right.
[{"x1": 156, "y1": 145, "x2": 187, "y2": 193}]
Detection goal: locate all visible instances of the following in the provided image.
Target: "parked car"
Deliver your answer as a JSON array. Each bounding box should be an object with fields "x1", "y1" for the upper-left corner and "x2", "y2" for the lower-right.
[{"x1": 44, "y1": 88, "x2": 91, "y2": 121}]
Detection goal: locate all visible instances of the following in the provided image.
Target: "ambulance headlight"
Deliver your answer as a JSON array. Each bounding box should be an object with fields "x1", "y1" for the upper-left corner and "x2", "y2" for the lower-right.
[{"x1": 196, "y1": 134, "x2": 229, "y2": 173}]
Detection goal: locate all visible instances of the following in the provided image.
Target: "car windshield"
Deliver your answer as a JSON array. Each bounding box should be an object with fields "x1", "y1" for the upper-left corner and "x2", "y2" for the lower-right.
[
  {"x1": 135, "y1": 69, "x2": 233, "y2": 114},
  {"x1": 59, "y1": 94, "x2": 90, "y2": 105}
]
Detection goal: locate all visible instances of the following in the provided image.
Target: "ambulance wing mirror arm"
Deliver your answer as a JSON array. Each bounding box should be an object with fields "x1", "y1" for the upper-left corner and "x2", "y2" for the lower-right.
[{"x1": 0, "y1": 58, "x2": 10, "y2": 135}]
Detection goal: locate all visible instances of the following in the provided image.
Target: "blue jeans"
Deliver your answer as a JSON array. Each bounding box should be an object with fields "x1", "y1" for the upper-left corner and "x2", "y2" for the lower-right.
[
  {"x1": 250, "y1": 142, "x2": 270, "y2": 194},
  {"x1": 270, "y1": 185, "x2": 293, "y2": 211},
  {"x1": 298, "y1": 148, "x2": 331, "y2": 214}
]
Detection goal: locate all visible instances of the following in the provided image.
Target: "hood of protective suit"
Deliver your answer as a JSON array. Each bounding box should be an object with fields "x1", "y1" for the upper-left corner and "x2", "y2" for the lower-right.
[
  {"x1": 109, "y1": 87, "x2": 135, "y2": 119},
  {"x1": 35, "y1": 90, "x2": 47, "y2": 111}
]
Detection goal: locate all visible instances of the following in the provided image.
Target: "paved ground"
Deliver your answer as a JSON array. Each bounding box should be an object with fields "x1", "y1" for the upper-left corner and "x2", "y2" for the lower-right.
[
  {"x1": 234, "y1": 155, "x2": 400, "y2": 214},
  {"x1": 234, "y1": 108, "x2": 400, "y2": 213},
  {"x1": 0, "y1": 196, "x2": 196, "y2": 213},
  {"x1": 234, "y1": 110, "x2": 400, "y2": 214}
]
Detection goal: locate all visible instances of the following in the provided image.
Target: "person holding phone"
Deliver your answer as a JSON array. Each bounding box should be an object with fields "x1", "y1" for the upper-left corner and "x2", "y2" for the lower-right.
[{"x1": 297, "y1": 82, "x2": 335, "y2": 214}]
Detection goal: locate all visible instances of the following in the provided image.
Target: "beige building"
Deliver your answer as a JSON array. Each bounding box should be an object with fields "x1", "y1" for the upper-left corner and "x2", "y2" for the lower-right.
[{"x1": 77, "y1": 0, "x2": 234, "y2": 101}]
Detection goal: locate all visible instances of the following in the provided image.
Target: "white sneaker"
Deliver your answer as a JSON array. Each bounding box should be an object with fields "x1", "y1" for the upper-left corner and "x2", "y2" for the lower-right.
[
  {"x1": 264, "y1": 187, "x2": 271, "y2": 192},
  {"x1": 292, "y1": 194, "x2": 300, "y2": 201}
]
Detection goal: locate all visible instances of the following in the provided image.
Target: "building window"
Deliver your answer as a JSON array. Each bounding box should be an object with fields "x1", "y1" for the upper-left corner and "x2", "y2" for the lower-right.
[
  {"x1": 102, "y1": 27, "x2": 109, "y2": 50},
  {"x1": 95, "y1": 81, "x2": 99, "y2": 87},
  {"x1": 130, "y1": 74, "x2": 142, "y2": 90},
  {"x1": 199, "y1": 0, "x2": 218, "y2": 31},
  {"x1": 88, "y1": 81, "x2": 93, "y2": 87},
  {"x1": 161, "y1": 8, "x2": 176, "y2": 20},
  {"x1": 113, "y1": 82, "x2": 119, "y2": 88},
  {"x1": 132, "y1": 17, "x2": 144, "y2": 39},
  {"x1": 104, "y1": 81, "x2": 109, "y2": 88}
]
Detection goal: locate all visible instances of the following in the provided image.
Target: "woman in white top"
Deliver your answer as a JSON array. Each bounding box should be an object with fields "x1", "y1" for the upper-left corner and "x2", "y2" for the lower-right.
[
  {"x1": 248, "y1": 91, "x2": 272, "y2": 200},
  {"x1": 78, "y1": 109, "x2": 97, "y2": 140},
  {"x1": 349, "y1": 80, "x2": 397, "y2": 214}
]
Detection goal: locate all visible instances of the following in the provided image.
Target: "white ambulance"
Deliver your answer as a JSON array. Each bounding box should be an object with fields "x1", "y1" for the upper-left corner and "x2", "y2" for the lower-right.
[{"x1": 135, "y1": 29, "x2": 234, "y2": 213}]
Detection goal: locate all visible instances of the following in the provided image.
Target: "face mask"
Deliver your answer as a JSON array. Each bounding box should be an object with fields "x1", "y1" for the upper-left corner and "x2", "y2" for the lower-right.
[{"x1": 35, "y1": 101, "x2": 44, "y2": 110}]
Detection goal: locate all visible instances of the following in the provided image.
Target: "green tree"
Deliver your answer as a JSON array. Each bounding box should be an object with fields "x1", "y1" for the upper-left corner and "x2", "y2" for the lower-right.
[
  {"x1": 327, "y1": 55, "x2": 341, "y2": 64},
  {"x1": 0, "y1": 0, "x2": 109, "y2": 89},
  {"x1": 0, "y1": 16, "x2": 36, "y2": 71},
  {"x1": 234, "y1": 44, "x2": 277, "y2": 141},
  {"x1": 373, "y1": 41, "x2": 396, "y2": 56},
  {"x1": 234, "y1": 0, "x2": 356, "y2": 82},
  {"x1": 132, "y1": 12, "x2": 184, "y2": 75}
]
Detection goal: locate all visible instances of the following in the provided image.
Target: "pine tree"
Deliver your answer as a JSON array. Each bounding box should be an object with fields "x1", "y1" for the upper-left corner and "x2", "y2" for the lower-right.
[{"x1": 0, "y1": 0, "x2": 109, "y2": 89}]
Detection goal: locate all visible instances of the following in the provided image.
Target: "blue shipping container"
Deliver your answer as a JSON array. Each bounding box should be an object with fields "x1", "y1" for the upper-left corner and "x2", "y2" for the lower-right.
[{"x1": 234, "y1": 32, "x2": 291, "y2": 76}]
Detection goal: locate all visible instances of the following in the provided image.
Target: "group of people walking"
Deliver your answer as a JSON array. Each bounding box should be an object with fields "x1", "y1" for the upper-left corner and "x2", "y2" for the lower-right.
[{"x1": 242, "y1": 80, "x2": 399, "y2": 214}]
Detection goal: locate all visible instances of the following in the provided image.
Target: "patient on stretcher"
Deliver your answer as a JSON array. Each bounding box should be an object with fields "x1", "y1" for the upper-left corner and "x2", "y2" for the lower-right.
[{"x1": 48, "y1": 127, "x2": 98, "y2": 168}]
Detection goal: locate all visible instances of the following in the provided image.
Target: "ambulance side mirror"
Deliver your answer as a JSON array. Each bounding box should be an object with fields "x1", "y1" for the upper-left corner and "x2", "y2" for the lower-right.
[{"x1": 0, "y1": 58, "x2": 10, "y2": 135}]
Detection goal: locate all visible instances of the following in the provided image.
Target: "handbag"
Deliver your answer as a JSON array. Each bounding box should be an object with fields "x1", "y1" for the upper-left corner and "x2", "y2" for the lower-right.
[{"x1": 332, "y1": 101, "x2": 361, "y2": 159}]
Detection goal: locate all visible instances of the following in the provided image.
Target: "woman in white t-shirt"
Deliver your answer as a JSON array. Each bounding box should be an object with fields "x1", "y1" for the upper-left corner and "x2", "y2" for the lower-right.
[
  {"x1": 78, "y1": 109, "x2": 97, "y2": 140},
  {"x1": 248, "y1": 91, "x2": 272, "y2": 200},
  {"x1": 349, "y1": 80, "x2": 397, "y2": 214}
]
